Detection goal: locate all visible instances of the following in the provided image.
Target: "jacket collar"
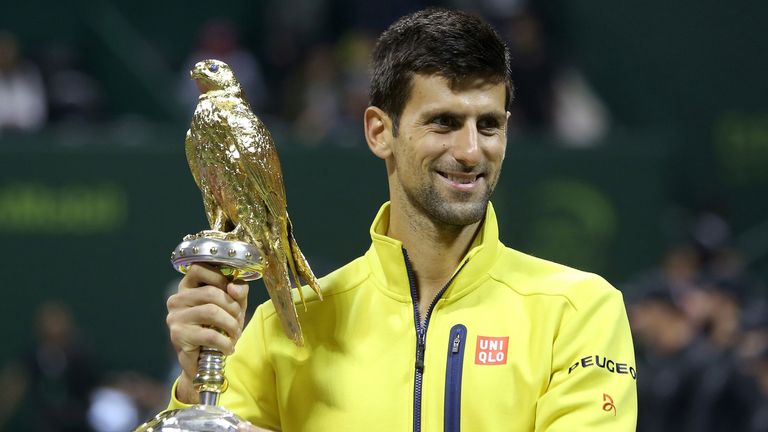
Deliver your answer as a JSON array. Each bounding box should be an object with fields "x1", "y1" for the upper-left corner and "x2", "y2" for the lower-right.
[{"x1": 364, "y1": 201, "x2": 502, "y2": 302}]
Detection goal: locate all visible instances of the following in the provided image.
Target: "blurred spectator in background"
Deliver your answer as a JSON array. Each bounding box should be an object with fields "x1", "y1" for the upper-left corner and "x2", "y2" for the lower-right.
[
  {"x1": 513, "y1": 9, "x2": 609, "y2": 145},
  {"x1": 480, "y1": 7, "x2": 609, "y2": 145},
  {"x1": 285, "y1": 43, "x2": 340, "y2": 146},
  {"x1": 550, "y1": 66, "x2": 610, "y2": 146},
  {"x1": 179, "y1": 18, "x2": 267, "y2": 115},
  {"x1": 749, "y1": 347, "x2": 768, "y2": 431},
  {"x1": 85, "y1": 279, "x2": 182, "y2": 431},
  {"x1": 285, "y1": 30, "x2": 373, "y2": 146},
  {"x1": 502, "y1": 10, "x2": 556, "y2": 132},
  {"x1": 629, "y1": 211, "x2": 768, "y2": 431},
  {"x1": 39, "y1": 44, "x2": 104, "y2": 124},
  {"x1": 87, "y1": 371, "x2": 167, "y2": 432},
  {"x1": 0, "y1": 300, "x2": 170, "y2": 432},
  {"x1": 334, "y1": 30, "x2": 374, "y2": 144},
  {"x1": 0, "y1": 31, "x2": 47, "y2": 134},
  {"x1": 740, "y1": 302, "x2": 768, "y2": 369},
  {"x1": 0, "y1": 301, "x2": 101, "y2": 431},
  {"x1": 737, "y1": 299, "x2": 768, "y2": 432},
  {"x1": 685, "y1": 278, "x2": 759, "y2": 432},
  {"x1": 631, "y1": 288, "x2": 712, "y2": 432}
]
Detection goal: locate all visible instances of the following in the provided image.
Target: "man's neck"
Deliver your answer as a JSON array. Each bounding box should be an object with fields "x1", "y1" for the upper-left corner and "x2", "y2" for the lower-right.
[{"x1": 387, "y1": 201, "x2": 482, "y2": 320}]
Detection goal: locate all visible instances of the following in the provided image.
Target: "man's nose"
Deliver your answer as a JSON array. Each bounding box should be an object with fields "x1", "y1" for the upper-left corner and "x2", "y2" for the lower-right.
[{"x1": 452, "y1": 124, "x2": 481, "y2": 166}]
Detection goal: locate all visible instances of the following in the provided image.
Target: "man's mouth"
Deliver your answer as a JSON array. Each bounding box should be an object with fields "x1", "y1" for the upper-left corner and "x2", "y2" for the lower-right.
[{"x1": 436, "y1": 170, "x2": 484, "y2": 190}]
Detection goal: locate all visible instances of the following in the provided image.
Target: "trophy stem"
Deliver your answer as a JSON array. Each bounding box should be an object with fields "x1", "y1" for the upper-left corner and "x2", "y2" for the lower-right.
[
  {"x1": 194, "y1": 347, "x2": 227, "y2": 406},
  {"x1": 169, "y1": 237, "x2": 264, "y2": 408}
]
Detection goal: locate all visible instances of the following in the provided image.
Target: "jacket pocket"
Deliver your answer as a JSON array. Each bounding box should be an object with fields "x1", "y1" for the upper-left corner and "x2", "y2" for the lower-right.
[{"x1": 444, "y1": 324, "x2": 467, "y2": 432}]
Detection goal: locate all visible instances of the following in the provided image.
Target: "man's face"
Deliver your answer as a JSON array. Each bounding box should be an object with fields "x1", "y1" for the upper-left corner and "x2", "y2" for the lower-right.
[{"x1": 388, "y1": 74, "x2": 508, "y2": 226}]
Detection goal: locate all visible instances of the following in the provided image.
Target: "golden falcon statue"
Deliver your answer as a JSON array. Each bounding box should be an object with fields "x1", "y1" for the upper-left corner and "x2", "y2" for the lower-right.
[{"x1": 186, "y1": 59, "x2": 321, "y2": 345}]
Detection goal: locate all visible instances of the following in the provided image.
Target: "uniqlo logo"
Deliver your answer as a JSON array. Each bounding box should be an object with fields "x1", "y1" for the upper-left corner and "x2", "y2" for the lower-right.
[{"x1": 475, "y1": 336, "x2": 509, "y2": 365}]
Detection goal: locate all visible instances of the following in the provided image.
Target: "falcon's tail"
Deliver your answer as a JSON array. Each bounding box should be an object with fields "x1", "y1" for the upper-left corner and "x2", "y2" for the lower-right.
[
  {"x1": 285, "y1": 216, "x2": 323, "y2": 304},
  {"x1": 262, "y1": 253, "x2": 304, "y2": 346}
]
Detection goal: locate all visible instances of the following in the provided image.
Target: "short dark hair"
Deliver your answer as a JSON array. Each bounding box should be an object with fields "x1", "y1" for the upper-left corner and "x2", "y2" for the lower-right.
[{"x1": 369, "y1": 8, "x2": 513, "y2": 135}]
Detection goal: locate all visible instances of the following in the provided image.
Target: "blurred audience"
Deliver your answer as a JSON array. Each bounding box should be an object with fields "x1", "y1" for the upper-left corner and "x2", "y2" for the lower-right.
[
  {"x1": 91, "y1": 5, "x2": 609, "y2": 146},
  {"x1": 282, "y1": 30, "x2": 373, "y2": 146},
  {"x1": 628, "y1": 213, "x2": 768, "y2": 432},
  {"x1": 631, "y1": 288, "x2": 713, "y2": 432},
  {"x1": 1, "y1": 6, "x2": 613, "y2": 147},
  {"x1": 285, "y1": 43, "x2": 340, "y2": 146},
  {"x1": 0, "y1": 302, "x2": 169, "y2": 431},
  {"x1": 501, "y1": 10, "x2": 556, "y2": 132},
  {"x1": 0, "y1": 31, "x2": 47, "y2": 135},
  {"x1": 750, "y1": 347, "x2": 768, "y2": 431},
  {"x1": 0, "y1": 302, "x2": 100, "y2": 431},
  {"x1": 493, "y1": 8, "x2": 609, "y2": 145},
  {"x1": 39, "y1": 44, "x2": 104, "y2": 124},
  {"x1": 87, "y1": 372, "x2": 167, "y2": 432}
]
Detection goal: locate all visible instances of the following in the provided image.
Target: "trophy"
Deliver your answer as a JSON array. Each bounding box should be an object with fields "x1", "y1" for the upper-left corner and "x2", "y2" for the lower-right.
[
  {"x1": 134, "y1": 59, "x2": 321, "y2": 431},
  {"x1": 133, "y1": 239, "x2": 262, "y2": 431}
]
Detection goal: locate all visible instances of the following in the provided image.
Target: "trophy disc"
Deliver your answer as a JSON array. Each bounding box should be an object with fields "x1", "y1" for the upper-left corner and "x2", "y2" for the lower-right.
[
  {"x1": 172, "y1": 237, "x2": 264, "y2": 281},
  {"x1": 134, "y1": 404, "x2": 248, "y2": 432}
]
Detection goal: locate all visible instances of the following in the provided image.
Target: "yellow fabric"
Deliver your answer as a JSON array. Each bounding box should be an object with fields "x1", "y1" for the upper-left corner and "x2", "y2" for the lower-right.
[{"x1": 168, "y1": 202, "x2": 638, "y2": 431}]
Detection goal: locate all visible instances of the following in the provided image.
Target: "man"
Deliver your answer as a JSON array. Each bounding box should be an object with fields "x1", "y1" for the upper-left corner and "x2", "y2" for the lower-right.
[{"x1": 166, "y1": 8, "x2": 637, "y2": 431}]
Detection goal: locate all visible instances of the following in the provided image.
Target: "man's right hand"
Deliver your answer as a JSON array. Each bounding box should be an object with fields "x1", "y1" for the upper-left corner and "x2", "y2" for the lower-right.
[{"x1": 166, "y1": 263, "x2": 249, "y2": 404}]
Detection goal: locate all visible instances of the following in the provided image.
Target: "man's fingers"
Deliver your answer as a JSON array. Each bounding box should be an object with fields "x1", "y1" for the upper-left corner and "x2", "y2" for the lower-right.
[
  {"x1": 227, "y1": 282, "x2": 249, "y2": 329},
  {"x1": 180, "y1": 263, "x2": 230, "y2": 290},
  {"x1": 168, "y1": 304, "x2": 241, "y2": 341},
  {"x1": 227, "y1": 281, "x2": 249, "y2": 309},
  {"x1": 167, "y1": 285, "x2": 242, "y2": 320},
  {"x1": 178, "y1": 349, "x2": 199, "y2": 374},
  {"x1": 172, "y1": 323, "x2": 236, "y2": 355}
]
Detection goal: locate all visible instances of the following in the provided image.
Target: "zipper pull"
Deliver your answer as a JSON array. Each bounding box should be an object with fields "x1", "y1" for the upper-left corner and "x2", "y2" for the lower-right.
[
  {"x1": 415, "y1": 332, "x2": 426, "y2": 371},
  {"x1": 452, "y1": 332, "x2": 461, "y2": 353}
]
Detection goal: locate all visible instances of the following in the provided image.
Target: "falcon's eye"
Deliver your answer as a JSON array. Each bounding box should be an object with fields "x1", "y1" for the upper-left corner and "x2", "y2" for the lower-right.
[{"x1": 208, "y1": 64, "x2": 219, "y2": 73}]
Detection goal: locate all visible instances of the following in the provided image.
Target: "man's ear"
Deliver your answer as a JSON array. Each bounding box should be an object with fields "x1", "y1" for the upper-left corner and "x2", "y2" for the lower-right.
[{"x1": 364, "y1": 106, "x2": 393, "y2": 160}]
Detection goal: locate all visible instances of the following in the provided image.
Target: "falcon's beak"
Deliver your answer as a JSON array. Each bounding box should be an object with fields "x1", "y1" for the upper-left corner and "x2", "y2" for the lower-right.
[
  {"x1": 190, "y1": 67, "x2": 205, "y2": 81},
  {"x1": 190, "y1": 64, "x2": 212, "y2": 93},
  {"x1": 190, "y1": 67, "x2": 213, "y2": 94}
]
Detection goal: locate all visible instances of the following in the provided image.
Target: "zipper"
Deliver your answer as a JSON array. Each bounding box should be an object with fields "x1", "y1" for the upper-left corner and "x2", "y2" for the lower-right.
[
  {"x1": 444, "y1": 324, "x2": 467, "y2": 432},
  {"x1": 404, "y1": 248, "x2": 468, "y2": 432}
]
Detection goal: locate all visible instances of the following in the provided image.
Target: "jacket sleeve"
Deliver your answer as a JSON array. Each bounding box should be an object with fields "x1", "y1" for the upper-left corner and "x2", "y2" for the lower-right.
[
  {"x1": 534, "y1": 277, "x2": 637, "y2": 431},
  {"x1": 165, "y1": 303, "x2": 282, "y2": 431}
]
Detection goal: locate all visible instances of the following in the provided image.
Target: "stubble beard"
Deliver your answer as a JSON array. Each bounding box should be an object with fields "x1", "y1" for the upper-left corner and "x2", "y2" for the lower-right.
[{"x1": 404, "y1": 172, "x2": 497, "y2": 228}]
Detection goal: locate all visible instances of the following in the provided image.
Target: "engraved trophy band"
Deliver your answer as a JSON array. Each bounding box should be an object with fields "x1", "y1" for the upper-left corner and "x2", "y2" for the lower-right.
[{"x1": 172, "y1": 236, "x2": 265, "y2": 281}]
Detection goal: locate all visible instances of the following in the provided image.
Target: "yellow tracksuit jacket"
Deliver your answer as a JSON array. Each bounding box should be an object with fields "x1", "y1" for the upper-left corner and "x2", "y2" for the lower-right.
[{"x1": 169, "y1": 202, "x2": 638, "y2": 431}]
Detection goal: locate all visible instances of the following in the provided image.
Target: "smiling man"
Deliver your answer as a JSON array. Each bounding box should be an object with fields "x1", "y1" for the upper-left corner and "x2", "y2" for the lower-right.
[{"x1": 165, "y1": 8, "x2": 637, "y2": 431}]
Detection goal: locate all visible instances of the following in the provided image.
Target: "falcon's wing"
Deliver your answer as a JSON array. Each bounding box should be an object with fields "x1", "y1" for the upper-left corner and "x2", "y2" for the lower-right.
[
  {"x1": 185, "y1": 128, "x2": 204, "y2": 191},
  {"x1": 228, "y1": 104, "x2": 288, "y2": 220},
  {"x1": 227, "y1": 102, "x2": 313, "y2": 299}
]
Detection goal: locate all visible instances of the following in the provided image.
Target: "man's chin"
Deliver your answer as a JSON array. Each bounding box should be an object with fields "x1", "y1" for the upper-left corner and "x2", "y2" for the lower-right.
[{"x1": 428, "y1": 200, "x2": 488, "y2": 227}]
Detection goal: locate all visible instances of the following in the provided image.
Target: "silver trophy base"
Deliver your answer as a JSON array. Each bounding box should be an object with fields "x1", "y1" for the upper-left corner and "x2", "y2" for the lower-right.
[
  {"x1": 171, "y1": 235, "x2": 264, "y2": 281},
  {"x1": 134, "y1": 404, "x2": 248, "y2": 432}
]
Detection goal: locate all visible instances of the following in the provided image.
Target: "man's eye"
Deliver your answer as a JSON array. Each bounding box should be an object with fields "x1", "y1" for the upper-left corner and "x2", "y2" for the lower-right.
[
  {"x1": 432, "y1": 116, "x2": 457, "y2": 128},
  {"x1": 478, "y1": 119, "x2": 500, "y2": 134},
  {"x1": 478, "y1": 119, "x2": 498, "y2": 129}
]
